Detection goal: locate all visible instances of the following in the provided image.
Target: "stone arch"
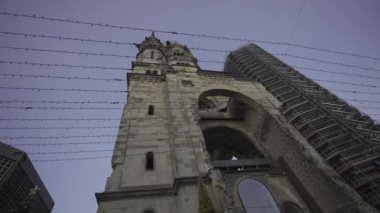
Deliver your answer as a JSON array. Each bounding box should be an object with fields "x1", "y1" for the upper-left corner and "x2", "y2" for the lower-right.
[
  {"x1": 197, "y1": 88, "x2": 268, "y2": 112},
  {"x1": 197, "y1": 88, "x2": 269, "y2": 161},
  {"x1": 201, "y1": 126, "x2": 264, "y2": 160}
]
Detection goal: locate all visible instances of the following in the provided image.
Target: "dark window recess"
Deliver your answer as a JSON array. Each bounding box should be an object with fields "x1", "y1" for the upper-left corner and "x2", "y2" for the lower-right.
[
  {"x1": 146, "y1": 70, "x2": 151, "y2": 75},
  {"x1": 182, "y1": 80, "x2": 194, "y2": 87},
  {"x1": 143, "y1": 209, "x2": 155, "y2": 213},
  {"x1": 148, "y1": 105, "x2": 154, "y2": 115},
  {"x1": 282, "y1": 202, "x2": 304, "y2": 213},
  {"x1": 150, "y1": 51, "x2": 154, "y2": 59},
  {"x1": 146, "y1": 152, "x2": 154, "y2": 170},
  {"x1": 152, "y1": 70, "x2": 158, "y2": 75}
]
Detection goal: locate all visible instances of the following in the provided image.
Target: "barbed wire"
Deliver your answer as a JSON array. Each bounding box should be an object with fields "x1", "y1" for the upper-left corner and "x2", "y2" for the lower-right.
[
  {"x1": 0, "y1": 73, "x2": 124, "y2": 81},
  {"x1": 29, "y1": 149, "x2": 115, "y2": 155},
  {"x1": 0, "y1": 134, "x2": 118, "y2": 140},
  {"x1": 1, "y1": 106, "x2": 380, "y2": 123},
  {"x1": 0, "y1": 100, "x2": 125, "y2": 105},
  {"x1": 0, "y1": 106, "x2": 124, "y2": 110},
  {"x1": 12, "y1": 141, "x2": 114, "y2": 146},
  {"x1": 0, "y1": 85, "x2": 379, "y2": 96},
  {"x1": 0, "y1": 86, "x2": 127, "y2": 93},
  {"x1": 0, "y1": 126, "x2": 119, "y2": 130},
  {"x1": 0, "y1": 118, "x2": 121, "y2": 122},
  {"x1": 0, "y1": 97, "x2": 379, "y2": 106},
  {"x1": 2, "y1": 57, "x2": 380, "y2": 83},
  {"x1": 0, "y1": 31, "x2": 229, "y2": 53},
  {"x1": 11, "y1": 137, "x2": 173, "y2": 146},
  {"x1": 0, "y1": 60, "x2": 128, "y2": 71},
  {"x1": 0, "y1": 30, "x2": 134, "y2": 46},
  {"x1": 0, "y1": 45, "x2": 228, "y2": 62},
  {"x1": 282, "y1": 54, "x2": 380, "y2": 73},
  {"x1": 2, "y1": 70, "x2": 380, "y2": 90},
  {"x1": 2, "y1": 11, "x2": 380, "y2": 61},
  {"x1": 293, "y1": 66, "x2": 380, "y2": 80},
  {"x1": 1, "y1": 40, "x2": 379, "y2": 73},
  {"x1": 3, "y1": 43, "x2": 379, "y2": 72},
  {"x1": 33, "y1": 156, "x2": 111, "y2": 162},
  {"x1": 0, "y1": 45, "x2": 134, "y2": 58}
]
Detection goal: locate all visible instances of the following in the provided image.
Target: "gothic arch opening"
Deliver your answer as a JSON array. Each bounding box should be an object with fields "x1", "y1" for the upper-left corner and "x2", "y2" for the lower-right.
[
  {"x1": 198, "y1": 89, "x2": 254, "y2": 120},
  {"x1": 202, "y1": 127, "x2": 263, "y2": 160},
  {"x1": 198, "y1": 89, "x2": 270, "y2": 171}
]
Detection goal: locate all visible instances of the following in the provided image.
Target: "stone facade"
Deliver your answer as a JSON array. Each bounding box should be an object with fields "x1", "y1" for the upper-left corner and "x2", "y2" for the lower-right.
[{"x1": 96, "y1": 34, "x2": 378, "y2": 213}]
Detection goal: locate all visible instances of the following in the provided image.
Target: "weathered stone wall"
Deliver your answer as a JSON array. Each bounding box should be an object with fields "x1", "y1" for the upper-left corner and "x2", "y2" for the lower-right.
[{"x1": 97, "y1": 35, "x2": 375, "y2": 213}]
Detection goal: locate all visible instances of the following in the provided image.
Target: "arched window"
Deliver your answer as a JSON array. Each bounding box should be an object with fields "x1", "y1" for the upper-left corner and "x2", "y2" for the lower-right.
[
  {"x1": 148, "y1": 105, "x2": 154, "y2": 115},
  {"x1": 146, "y1": 152, "x2": 154, "y2": 170},
  {"x1": 282, "y1": 202, "x2": 303, "y2": 213},
  {"x1": 238, "y1": 179, "x2": 280, "y2": 213}
]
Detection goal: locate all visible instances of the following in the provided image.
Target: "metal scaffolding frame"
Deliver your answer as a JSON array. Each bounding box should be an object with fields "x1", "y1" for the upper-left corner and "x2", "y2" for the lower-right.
[{"x1": 225, "y1": 44, "x2": 380, "y2": 209}]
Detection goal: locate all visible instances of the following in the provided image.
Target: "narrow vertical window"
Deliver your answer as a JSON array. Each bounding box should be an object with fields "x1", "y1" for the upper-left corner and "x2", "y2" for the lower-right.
[
  {"x1": 146, "y1": 152, "x2": 154, "y2": 170},
  {"x1": 148, "y1": 105, "x2": 154, "y2": 115},
  {"x1": 150, "y1": 51, "x2": 154, "y2": 59}
]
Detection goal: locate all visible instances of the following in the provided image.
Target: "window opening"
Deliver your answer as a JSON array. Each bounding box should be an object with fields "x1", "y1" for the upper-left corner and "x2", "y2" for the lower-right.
[
  {"x1": 238, "y1": 179, "x2": 280, "y2": 213},
  {"x1": 146, "y1": 152, "x2": 154, "y2": 170},
  {"x1": 146, "y1": 70, "x2": 151, "y2": 75},
  {"x1": 150, "y1": 51, "x2": 154, "y2": 59},
  {"x1": 148, "y1": 105, "x2": 154, "y2": 115},
  {"x1": 152, "y1": 70, "x2": 158, "y2": 75}
]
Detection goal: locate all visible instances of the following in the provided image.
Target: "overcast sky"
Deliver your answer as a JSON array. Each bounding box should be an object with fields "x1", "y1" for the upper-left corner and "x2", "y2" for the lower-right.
[{"x1": 0, "y1": 0, "x2": 379, "y2": 212}]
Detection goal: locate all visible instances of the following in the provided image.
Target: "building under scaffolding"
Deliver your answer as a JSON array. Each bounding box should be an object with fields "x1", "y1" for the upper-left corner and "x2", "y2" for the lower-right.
[
  {"x1": 96, "y1": 34, "x2": 380, "y2": 212},
  {"x1": 225, "y1": 44, "x2": 380, "y2": 210}
]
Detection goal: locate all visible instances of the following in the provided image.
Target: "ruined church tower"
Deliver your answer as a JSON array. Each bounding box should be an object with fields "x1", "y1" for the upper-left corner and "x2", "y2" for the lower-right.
[{"x1": 96, "y1": 34, "x2": 379, "y2": 213}]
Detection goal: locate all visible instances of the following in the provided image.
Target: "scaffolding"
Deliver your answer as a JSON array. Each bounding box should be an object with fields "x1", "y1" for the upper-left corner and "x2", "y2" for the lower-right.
[{"x1": 225, "y1": 44, "x2": 380, "y2": 209}]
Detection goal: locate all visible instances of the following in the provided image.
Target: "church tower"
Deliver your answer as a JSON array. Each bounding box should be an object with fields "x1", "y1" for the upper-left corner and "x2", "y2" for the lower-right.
[{"x1": 96, "y1": 34, "x2": 379, "y2": 213}]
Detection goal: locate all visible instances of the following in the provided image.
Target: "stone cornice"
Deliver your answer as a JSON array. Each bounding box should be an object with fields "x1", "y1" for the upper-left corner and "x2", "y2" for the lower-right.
[{"x1": 95, "y1": 175, "x2": 208, "y2": 203}]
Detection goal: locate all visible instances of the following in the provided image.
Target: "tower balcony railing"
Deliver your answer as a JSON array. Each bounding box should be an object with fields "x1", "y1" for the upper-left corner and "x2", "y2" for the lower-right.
[{"x1": 210, "y1": 159, "x2": 272, "y2": 172}]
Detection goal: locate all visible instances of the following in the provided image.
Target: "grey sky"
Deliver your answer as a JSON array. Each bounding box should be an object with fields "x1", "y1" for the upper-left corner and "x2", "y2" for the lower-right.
[{"x1": 0, "y1": 0, "x2": 379, "y2": 212}]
